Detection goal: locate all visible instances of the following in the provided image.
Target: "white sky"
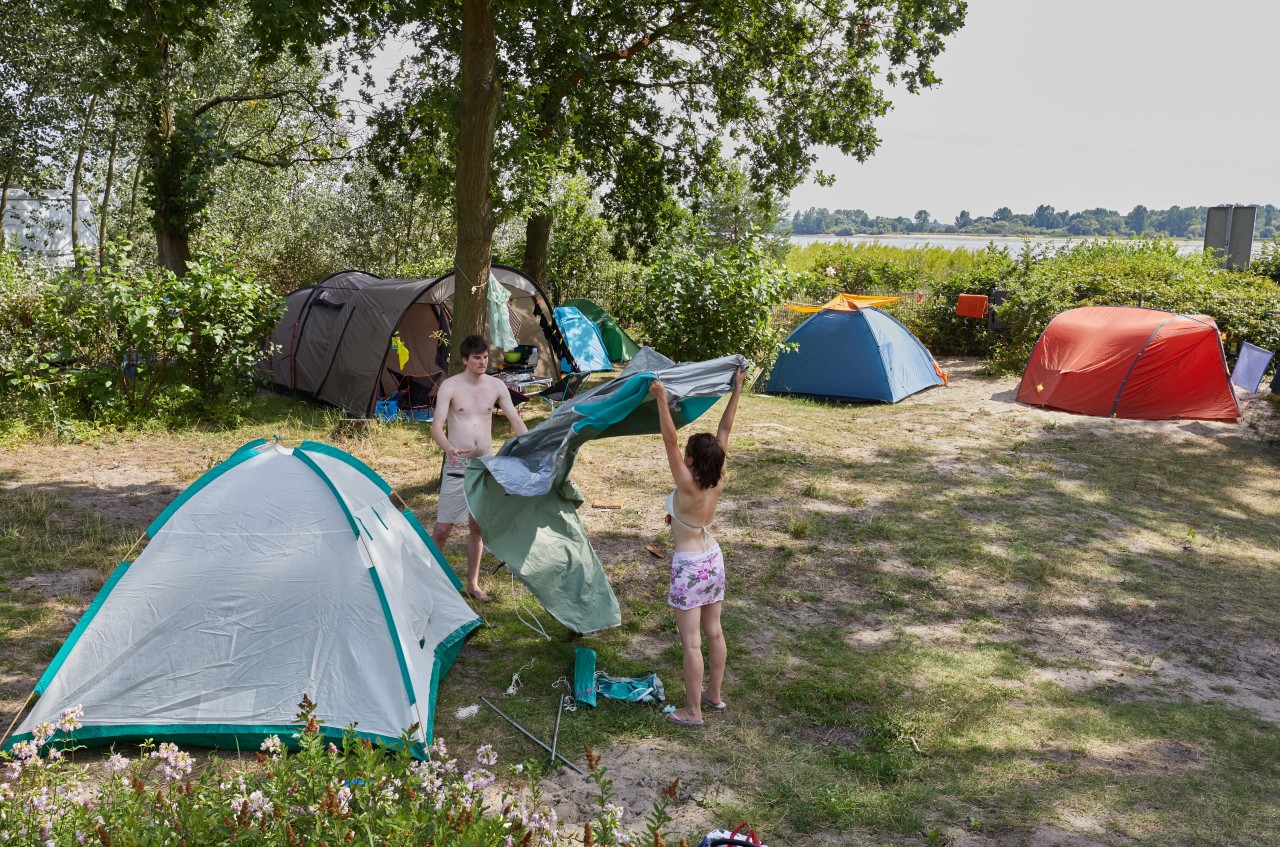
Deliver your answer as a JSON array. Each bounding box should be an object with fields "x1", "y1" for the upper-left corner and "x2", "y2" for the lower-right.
[{"x1": 785, "y1": 0, "x2": 1280, "y2": 222}]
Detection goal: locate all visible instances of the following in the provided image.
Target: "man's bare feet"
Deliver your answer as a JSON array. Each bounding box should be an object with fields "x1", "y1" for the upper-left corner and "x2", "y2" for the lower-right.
[{"x1": 466, "y1": 586, "x2": 493, "y2": 603}]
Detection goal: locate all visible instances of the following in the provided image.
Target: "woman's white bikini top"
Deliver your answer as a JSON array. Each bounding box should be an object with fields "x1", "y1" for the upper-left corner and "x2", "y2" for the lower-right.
[{"x1": 667, "y1": 489, "x2": 713, "y2": 549}]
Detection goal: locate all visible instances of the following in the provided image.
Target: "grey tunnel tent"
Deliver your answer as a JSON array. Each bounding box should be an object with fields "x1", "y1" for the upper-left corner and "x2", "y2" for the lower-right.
[
  {"x1": 265, "y1": 265, "x2": 576, "y2": 416},
  {"x1": 465, "y1": 348, "x2": 748, "y2": 634},
  {"x1": 3, "y1": 440, "x2": 481, "y2": 759}
]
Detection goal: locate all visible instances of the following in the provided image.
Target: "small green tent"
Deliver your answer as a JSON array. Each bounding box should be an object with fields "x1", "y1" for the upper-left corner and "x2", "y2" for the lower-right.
[{"x1": 563, "y1": 298, "x2": 641, "y2": 363}]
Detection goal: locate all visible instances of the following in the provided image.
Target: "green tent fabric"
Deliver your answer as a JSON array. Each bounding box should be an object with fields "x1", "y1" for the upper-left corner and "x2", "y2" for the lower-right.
[
  {"x1": 563, "y1": 298, "x2": 642, "y2": 363},
  {"x1": 464, "y1": 348, "x2": 747, "y2": 633}
]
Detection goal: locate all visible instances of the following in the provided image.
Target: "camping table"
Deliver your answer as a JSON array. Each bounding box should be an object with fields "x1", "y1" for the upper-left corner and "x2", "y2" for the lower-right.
[{"x1": 496, "y1": 371, "x2": 554, "y2": 394}]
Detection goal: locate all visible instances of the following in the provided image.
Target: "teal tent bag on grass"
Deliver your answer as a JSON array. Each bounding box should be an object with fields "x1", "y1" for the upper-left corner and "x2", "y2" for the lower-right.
[
  {"x1": 572, "y1": 647, "x2": 665, "y2": 706},
  {"x1": 594, "y1": 671, "x2": 664, "y2": 704}
]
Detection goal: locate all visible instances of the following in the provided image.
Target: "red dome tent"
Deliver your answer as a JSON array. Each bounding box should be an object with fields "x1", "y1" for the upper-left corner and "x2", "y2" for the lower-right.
[{"x1": 1017, "y1": 306, "x2": 1239, "y2": 421}]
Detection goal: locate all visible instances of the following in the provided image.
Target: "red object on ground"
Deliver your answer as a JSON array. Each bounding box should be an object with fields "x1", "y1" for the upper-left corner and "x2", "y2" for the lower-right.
[
  {"x1": 1017, "y1": 306, "x2": 1240, "y2": 421},
  {"x1": 956, "y1": 293, "x2": 988, "y2": 318}
]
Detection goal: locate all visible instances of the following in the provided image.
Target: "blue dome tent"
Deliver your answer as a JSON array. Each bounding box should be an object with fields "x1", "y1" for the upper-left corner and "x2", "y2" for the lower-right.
[
  {"x1": 553, "y1": 305, "x2": 613, "y2": 373},
  {"x1": 765, "y1": 305, "x2": 946, "y2": 403}
]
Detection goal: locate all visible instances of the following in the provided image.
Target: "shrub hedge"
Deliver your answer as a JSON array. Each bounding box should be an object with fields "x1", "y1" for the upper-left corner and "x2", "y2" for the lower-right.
[{"x1": 783, "y1": 239, "x2": 1280, "y2": 374}]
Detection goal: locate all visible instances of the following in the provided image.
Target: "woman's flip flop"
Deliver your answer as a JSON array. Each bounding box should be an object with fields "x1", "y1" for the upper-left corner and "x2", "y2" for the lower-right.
[
  {"x1": 662, "y1": 705, "x2": 703, "y2": 726},
  {"x1": 700, "y1": 694, "x2": 727, "y2": 711}
]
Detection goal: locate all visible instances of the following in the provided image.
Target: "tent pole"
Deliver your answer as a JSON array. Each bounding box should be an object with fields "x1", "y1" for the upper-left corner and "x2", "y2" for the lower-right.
[
  {"x1": 1, "y1": 690, "x2": 35, "y2": 749},
  {"x1": 480, "y1": 696, "x2": 584, "y2": 774},
  {"x1": 549, "y1": 692, "x2": 565, "y2": 770}
]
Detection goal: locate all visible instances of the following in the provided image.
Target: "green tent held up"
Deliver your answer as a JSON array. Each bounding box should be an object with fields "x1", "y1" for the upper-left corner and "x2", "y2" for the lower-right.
[
  {"x1": 465, "y1": 349, "x2": 747, "y2": 633},
  {"x1": 562, "y1": 298, "x2": 641, "y2": 363}
]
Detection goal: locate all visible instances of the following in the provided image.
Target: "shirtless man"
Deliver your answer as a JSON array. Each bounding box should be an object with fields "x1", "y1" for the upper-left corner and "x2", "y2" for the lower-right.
[{"x1": 431, "y1": 334, "x2": 528, "y2": 601}]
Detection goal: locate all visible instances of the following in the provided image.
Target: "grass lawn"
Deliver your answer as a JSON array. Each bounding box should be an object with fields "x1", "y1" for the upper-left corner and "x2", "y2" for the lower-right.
[{"x1": 2, "y1": 360, "x2": 1279, "y2": 846}]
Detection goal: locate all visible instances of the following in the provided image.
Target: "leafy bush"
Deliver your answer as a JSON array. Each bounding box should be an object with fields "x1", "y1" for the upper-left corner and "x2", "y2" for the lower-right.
[
  {"x1": 1252, "y1": 236, "x2": 1280, "y2": 284},
  {"x1": 884, "y1": 247, "x2": 1022, "y2": 356},
  {"x1": 786, "y1": 241, "x2": 984, "y2": 301},
  {"x1": 630, "y1": 228, "x2": 791, "y2": 367},
  {"x1": 988, "y1": 240, "x2": 1280, "y2": 372},
  {"x1": 0, "y1": 243, "x2": 281, "y2": 426}
]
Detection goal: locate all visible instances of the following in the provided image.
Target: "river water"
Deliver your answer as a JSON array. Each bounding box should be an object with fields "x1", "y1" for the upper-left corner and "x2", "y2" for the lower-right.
[{"x1": 789, "y1": 233, "x2": 1207, "y2": 255}]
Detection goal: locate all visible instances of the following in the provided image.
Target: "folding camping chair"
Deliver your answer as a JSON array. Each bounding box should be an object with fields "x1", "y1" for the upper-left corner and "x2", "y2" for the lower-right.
[
  {"x1": 537, "y1": 372, "x2": 590, "y2": 410},
  {"x1": 385, "y1": 368, "x2": 443, "y2": 420}
]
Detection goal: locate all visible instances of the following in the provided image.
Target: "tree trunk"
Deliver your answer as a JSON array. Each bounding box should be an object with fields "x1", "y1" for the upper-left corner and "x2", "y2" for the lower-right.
[
  {"x1": 126, "y1": 154, "x2": 142, "y2": 240},
  {"x1": 98, "y1": 125, "x2": 118, "y2": 267},
  {"x1": 522, "y1": 212, "x2": 553, "y2": 294},
  {"x1": 71, "y1": 93, "x2": 98, "y2": 271},
  {"x1": 148, "y1": 99, "x2": 192, "y2": 275},
  {"x1": 449, "y1": 0, "x2": 501, "y2": 374},
  {"x1": 145, "y1": 30, "x2": 191, "y2": 277},
  {"x1": 1, "y1": 164, "x2": 11, "y2": 235}
]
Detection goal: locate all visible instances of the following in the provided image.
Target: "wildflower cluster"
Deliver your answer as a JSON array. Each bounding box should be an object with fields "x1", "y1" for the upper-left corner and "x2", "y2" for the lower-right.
[
  {"x1": 148, "y1": 742, "x2": 194, "y2": 781},
  {"x1": 0, "y1": 698, "x2": 572, "y2": 846}
]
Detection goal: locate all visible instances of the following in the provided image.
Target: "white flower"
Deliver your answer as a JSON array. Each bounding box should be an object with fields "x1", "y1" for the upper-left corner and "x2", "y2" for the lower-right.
[{"x1": 56, "y1": 706, "x2": 84, "y2": 734}]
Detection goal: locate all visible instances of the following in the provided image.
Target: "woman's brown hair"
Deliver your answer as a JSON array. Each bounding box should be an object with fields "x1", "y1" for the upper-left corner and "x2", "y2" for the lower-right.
[{"x1": 685, "y1": 433, "x2": 725, "y2": 489}]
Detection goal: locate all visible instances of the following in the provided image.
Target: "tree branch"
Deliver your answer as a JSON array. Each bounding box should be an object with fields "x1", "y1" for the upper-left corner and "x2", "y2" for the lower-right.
[
  {"x1": 231, "y1": 150, "x2": 353, "y2": 168},
  {"x1": 192, "y1": 89, "x2": 312, "y2": 119},
  {"x1": 566, "y1": 1, "x2": 703, "y2": 90}
]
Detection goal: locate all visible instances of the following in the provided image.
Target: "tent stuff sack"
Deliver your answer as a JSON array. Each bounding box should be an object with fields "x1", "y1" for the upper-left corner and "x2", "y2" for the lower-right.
[
  {"x1": 3, "y1": 440, "x2": 480, "y2": 759},
  {"x1": 593, "y1": 671, "x2": 665, "y2": 704},
  {"x1": 574, "y1": 647, "x2": 599, "y2": 707},
  {"x1": 465, "y1": 348, "x2": 748, "y2": 633}
]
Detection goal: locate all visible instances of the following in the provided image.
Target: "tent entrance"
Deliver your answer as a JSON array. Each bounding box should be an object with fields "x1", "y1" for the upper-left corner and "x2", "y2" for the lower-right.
[{"x1": 378, "y1": 300, "x2": 450, "y2": 405}]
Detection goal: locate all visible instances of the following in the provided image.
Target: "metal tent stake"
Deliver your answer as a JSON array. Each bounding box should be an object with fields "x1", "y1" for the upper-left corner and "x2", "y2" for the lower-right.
[{"x1": 480, "y1": 696, "x2": 585, "y2": 775}]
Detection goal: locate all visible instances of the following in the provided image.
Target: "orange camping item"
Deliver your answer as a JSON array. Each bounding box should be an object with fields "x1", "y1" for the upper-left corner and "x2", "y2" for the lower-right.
[
  {"x1": 955, "y1": 294, "x2": 988, "y2": 318},
  {"x1": 1016, "y1": 306, "x2": 1239, "y2": 421},
  {"x1": 785, "y1": 293, "x2": 900, "y2": 313}
]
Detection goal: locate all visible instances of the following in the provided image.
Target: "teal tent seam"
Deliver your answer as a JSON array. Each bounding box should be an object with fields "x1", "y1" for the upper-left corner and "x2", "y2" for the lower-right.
[
  {"x1": 34, "y1": 559, "x2": 132, "y2": 695},
  {"x1": 297, "y1": 441, "x2": 393, "y2": 493},
  {"x1": 293, "y1": 450, "x2": 360, "y2": 536},
  {"x1": 367, "y1": 567, "x2": 417, "y2": 709},
  {"x1": 3, "y1": 722, "x2": 425, "y2": 759},
  {"x1": 147, "y1": 439, "x2": 266, "y2": 536}
]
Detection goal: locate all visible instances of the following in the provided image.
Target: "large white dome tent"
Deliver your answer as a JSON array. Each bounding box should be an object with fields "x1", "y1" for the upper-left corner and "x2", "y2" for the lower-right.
[{"x1": 3, "y1": 439, "x2": 480, "y2": 758}]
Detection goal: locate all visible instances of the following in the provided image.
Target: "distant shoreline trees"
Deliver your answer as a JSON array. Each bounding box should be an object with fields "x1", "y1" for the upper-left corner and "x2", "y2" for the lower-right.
[{"x1": 790, "y1": 204, "x2": 1280, "y2": 240}]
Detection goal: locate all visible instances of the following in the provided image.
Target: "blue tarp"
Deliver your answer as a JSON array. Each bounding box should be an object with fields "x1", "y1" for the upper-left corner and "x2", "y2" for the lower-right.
[
  {"x1": 554, "y1": 306, "x2": 613, "y2": 373},
  {"x1": 764, "y1": 307, "x2": 944, "y2": 403}
]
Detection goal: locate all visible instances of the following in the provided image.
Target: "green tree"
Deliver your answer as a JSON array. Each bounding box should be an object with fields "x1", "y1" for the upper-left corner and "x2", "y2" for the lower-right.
[
  {"x1": 992, "y1": 206, "x2": 1013, "y2": 222},
  {"x1": 955, "y1": 209, "x2": 972, "y2": 228},
  {"x1": 375, "y1": 0, "x2": 968, "y2": 368},
  {"x1": 1125, "y1": 204, "x2": 1149, "y2": 234},
  {"x1": 913, "y1": 209, "x2": 932, "y2": 232},
  {"x1": 1031, "y1": 204, "x2": 1058, "y2": 229},
  {"x1": 58, "y1": 0, "x2": 356, "y2": 274}
]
